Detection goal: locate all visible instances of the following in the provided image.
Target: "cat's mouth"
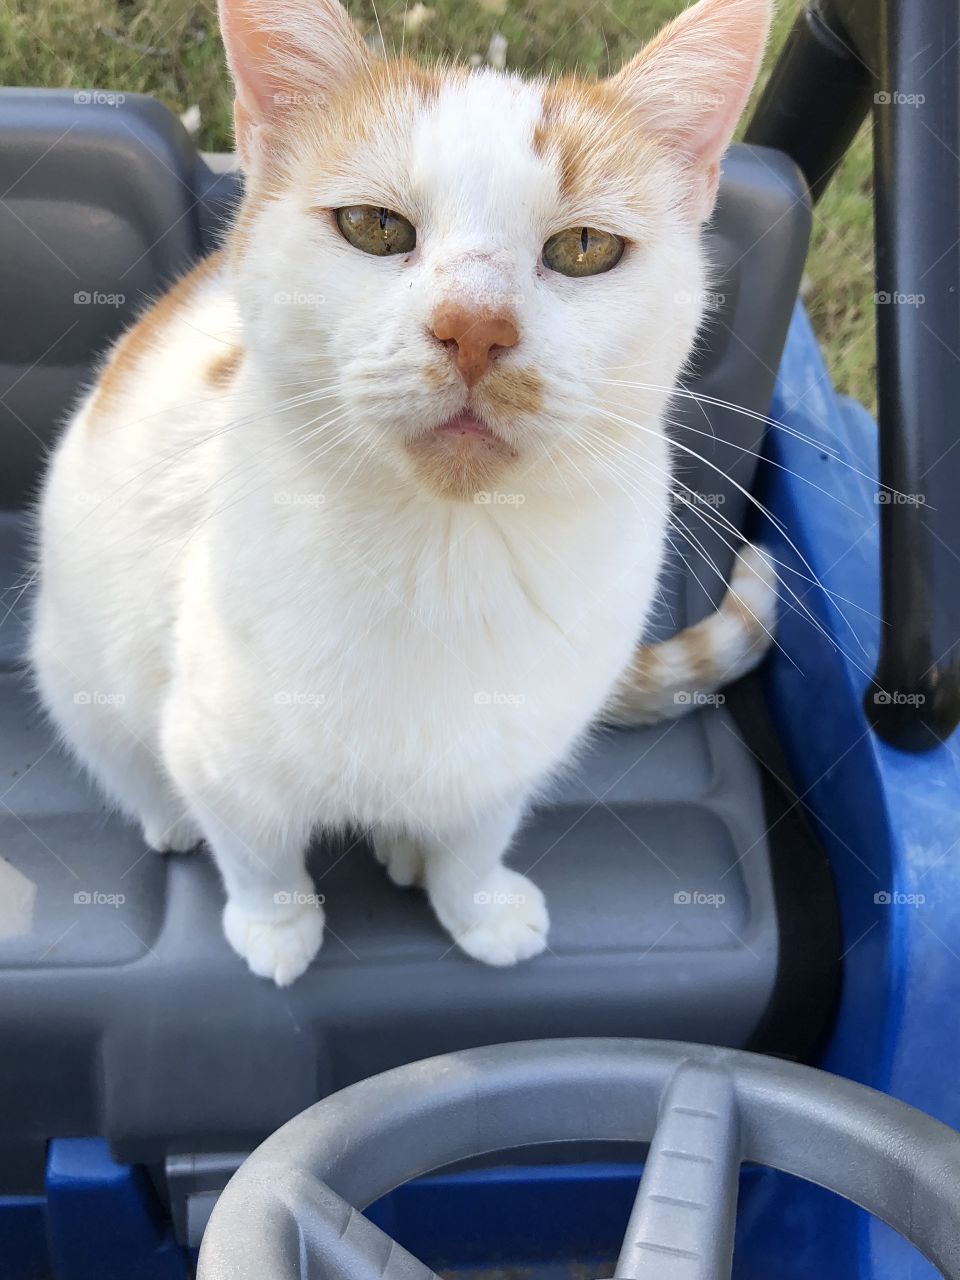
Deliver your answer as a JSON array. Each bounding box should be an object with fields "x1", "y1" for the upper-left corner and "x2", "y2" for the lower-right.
[
  {"x1": 432, "y1": 411, "x2": 502, "y2": 444},
  {"x1": 404, "y1": 410, "x2": 518, "y2": 501}
]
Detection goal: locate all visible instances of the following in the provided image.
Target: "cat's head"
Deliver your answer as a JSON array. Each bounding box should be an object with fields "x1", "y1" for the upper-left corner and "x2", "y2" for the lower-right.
[{"x1": 220, "y1": 0, "x2": 770, "y2": 503}]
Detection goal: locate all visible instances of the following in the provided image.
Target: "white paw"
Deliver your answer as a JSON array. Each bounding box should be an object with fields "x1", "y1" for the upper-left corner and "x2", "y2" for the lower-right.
[
  {"x1": 142, "y1": 813, "x2": 203, "y2": 854},
  {"x1": 438, "y1": 868, "x2": 549, "y2": 967},
  {"x1": 222, "y1": 899, "x2": 325, "y2": 987},
  {"x1": 372, "y1": 832, "x2": 424, "y2": 887}
]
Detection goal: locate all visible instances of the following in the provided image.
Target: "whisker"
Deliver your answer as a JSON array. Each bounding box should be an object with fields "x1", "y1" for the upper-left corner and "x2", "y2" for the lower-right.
[
  {"x1": 591, "y1": 405, "x2": 873, "y2": 658},
  {"x1": 593, "y1": 376, "x2": 904, "y2": 501},
  {"x1": 576, "y1": 419, "x2": 872, "y2": 671}
]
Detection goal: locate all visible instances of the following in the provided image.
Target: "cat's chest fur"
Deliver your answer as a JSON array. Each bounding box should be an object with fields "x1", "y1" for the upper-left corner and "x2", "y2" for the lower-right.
[{"x1": 181, "y1": 485, "x2": 663, "y2": 826}]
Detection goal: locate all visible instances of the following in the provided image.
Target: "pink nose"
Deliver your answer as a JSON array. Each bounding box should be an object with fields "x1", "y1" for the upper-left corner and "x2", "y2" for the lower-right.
[{"x1": 431, "y1": 302, "x2": 519, "y2": 387}]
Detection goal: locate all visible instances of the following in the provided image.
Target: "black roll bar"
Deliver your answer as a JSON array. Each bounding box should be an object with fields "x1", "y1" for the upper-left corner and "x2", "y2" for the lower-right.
[{"x1": 747, "y1": 0, "x2": 960, "y2": 751}]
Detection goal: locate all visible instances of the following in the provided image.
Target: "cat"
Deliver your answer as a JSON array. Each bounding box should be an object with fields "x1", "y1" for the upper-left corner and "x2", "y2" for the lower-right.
[{"x1": 30, "y1": 0, "x2": 776, "y2": 985}]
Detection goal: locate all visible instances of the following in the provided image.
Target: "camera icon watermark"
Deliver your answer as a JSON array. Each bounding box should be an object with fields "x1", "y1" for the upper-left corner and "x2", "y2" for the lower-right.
[
  {"x1": 874, "y1": 90, "x2": 925, "y2": 107},
  {"x1": 874, "y1": 290, "x2": 925, "y2": 308},
  {"x1": 474, "y1": 690, "x2": 526, "y2": 707},
  {"x1": 273, "y1": 290, "x2": 325, "y2": 308},
  {"x1": 474, "y1": 491, "x2": 526, "y2": 506},
  {"x1": 875, "y1": 488, "x2": 926, "y2": 506},
  {"x1": 74, "y1": 90, "x2": 126, "y2": 108},
  {"x1": 673, "y1": 690, "x2": 725, "y2": 708},
  {"x1": 474, "y1": 889, "x2": 526, "y2": 907},
  {"x1": 74, "y1": 889, "x2": 126, "y2": 908},
  {"x1": 874, "y1": 890, "x2": 925, "y2": 907},
  {"x1": 74, "y1": 290, "x2": 125, "y2": 308},
  {"x1": 873, "y1": 689, "x2": 926, "y2": 707},
  {"x1": 674, "y1": 889, "x2": 726, "y2": 908},
  {"x1": 671, "y1": 490, "x2": 726, "y2": 508},
  {"x1": 274, "y1": 490, "x2": 325, "y2": 507},
  {"x1": 674, "y1": 289, "x2": 726, "y2": 307},
  {"x1": 73, "y1": 690, "x2": 126, "y2": 707},
  {"x1": 273, "y1": 91, "x2": 324, "y2": 107},
  {"x1": 274, "y1": 690, "x2": 326, "y2": 708},
  {"x1": 273, "y1": 890, "x2": 325, "y2": 908}
]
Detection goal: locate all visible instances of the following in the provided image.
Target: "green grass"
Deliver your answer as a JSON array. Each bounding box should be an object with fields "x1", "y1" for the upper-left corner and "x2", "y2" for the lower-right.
[{"x1": 0, "y1": 0, "x2": 875, "y2": 410}]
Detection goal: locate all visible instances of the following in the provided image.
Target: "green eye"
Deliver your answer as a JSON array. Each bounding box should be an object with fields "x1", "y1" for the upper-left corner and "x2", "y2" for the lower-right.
[
  {"x1": 543, "y1": 226, "x2": 625, "y2": 277},
  {"x1": 336, "y1": 205, "x2": 416, "y2": 256}
]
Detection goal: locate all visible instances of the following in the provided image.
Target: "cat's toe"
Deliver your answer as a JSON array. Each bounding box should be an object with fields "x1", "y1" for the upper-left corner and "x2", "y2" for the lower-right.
[
  {"x1": 222, "y1": 900, "x2": 325, "y2": 987},
  {"x1": 451, "y1": 870, "x2": 549, "y2": 966},
  {"x1": 142, "y1": 814, "x2": 203, "y2": 854}
]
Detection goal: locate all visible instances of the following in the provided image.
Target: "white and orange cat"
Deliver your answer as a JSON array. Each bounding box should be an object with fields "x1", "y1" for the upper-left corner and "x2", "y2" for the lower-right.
[{"x1": 31, "y1": 0, "x2": 777, "y2": 985}]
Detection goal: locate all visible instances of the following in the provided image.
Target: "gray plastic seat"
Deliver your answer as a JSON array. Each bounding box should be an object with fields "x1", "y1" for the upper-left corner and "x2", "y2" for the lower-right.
[{"x1": 0, "y1": 89, "x2": 837, "y2": 1223}]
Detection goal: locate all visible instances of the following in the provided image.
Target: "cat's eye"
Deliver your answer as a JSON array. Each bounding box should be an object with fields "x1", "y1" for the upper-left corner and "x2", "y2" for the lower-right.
[
  {"x1": 542, "y1": 226, "x2": 625, "y2": 277},
  {"x1": 335, "y1": 205, "x2": 416, "y2": 256}
]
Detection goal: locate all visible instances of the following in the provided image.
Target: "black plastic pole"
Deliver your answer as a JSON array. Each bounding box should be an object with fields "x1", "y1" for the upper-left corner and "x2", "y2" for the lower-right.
[
  {"x1": 745, "y1": 0, "x2": 874, "y2": 203},
  {"x1": 747, "y1": 0, "x2": 960, "y2": 749},
  {"x1": 865, "y1": 0, "x2": 960, "y2": 748}
]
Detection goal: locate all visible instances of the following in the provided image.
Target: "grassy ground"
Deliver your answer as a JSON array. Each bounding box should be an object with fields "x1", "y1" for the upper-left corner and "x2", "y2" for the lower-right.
[{"x1": 0, "y1": 0, "x2": 875, "y2": 409}]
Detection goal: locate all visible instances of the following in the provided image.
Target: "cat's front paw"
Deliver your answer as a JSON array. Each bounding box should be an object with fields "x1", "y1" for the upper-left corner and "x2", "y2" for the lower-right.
[
  {"x1": 438, "y1": 867, "x2": 549, "y2": 966},
  {"x1": 222, "y1": 897, "x2": 325, "y2": 987}
]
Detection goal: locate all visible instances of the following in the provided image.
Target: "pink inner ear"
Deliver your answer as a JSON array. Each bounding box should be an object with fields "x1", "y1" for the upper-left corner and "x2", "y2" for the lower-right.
[
  {"x1": 217, "y1": 0, "x2": 370, "y2": 154},
  {"x1": 611, "y1": 0, "x2": 771, "y2": 175},
  {"x1": 219, "y1": 0, "x2": 284, "y2": 121}
]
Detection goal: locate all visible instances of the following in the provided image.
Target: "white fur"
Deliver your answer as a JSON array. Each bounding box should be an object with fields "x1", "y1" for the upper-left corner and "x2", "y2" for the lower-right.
[{"x1": 31, "y1": 0, "x2": 770, "y2": 984}]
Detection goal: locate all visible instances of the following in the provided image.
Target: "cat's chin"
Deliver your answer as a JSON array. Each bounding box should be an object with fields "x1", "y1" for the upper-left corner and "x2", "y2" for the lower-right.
[{"x1": 404, "y1": 412, "x2": 519, "y2": 503}]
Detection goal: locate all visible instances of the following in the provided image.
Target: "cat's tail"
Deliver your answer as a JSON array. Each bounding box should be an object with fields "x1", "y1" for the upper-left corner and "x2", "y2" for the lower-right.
[{"x1": 605, "y1": 543, "x2": 778, "y2": 726}]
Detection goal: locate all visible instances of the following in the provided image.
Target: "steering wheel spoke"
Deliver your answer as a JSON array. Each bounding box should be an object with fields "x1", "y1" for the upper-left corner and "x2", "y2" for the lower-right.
[
  {"x1": 201, "y1": 1163, "x2": 441, "y2": 1280},
  {"x1": 288, "y1": 1173, "x2": 441, "y2": 1280},
  {"x1": 615, "y1": 1062, "x2": 740, "y2": 1279}
]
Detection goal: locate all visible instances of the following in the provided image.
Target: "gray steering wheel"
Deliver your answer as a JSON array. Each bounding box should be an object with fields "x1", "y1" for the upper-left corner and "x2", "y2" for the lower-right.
[{"x1": 197, "y1": 1038, "x2": 960, "y2": 1279}]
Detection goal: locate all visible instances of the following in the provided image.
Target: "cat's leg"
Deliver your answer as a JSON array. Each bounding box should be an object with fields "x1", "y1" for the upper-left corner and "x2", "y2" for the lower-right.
[
  {"x1": 31, "y1": 641, "x2": 202, "y2": 853},
  {"x1": 92, "y1": 735, "x2": 201, "y2": 854},
  {"x1": 73, "y1": 726, "x2": 201, "y2": 853},
  {"x1": 159, "y1": 665, "x2": 324, "y2": 985},
  {"x1": 372, "y1": 829, "x2": 424, "y2": 887},
  {"x1": 419, "y1": 798, "x2": 549, "y2": 966},
  {"x1": 176, "y1": 794, "x2": 323, "y2": 987}
]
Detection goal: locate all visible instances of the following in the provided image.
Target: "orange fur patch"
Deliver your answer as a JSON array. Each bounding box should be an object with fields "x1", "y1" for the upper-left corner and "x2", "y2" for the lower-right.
[
  {"x1": 624, "y1": 643, "x2": 660, "y2": 695},
  {"x1": 242, "y1": 58, "x2": 446, "y2": 210},
  {"x1": 206, "y1": 345, "x2": 244, "y2": 387},
  {"x1": 679, "y1": 626, "x2": 716, "y2": 684},
  {"x1": 422, "y1": 362, "x2": 450, "y2": 392},
  {"x1": 481, "y1": 366, "x2": 544, "y2": 418},
  {"x1": 89, "y1": 251, "x2": 226, "y2": 423},
  {"x1": 535, "y1": 77, "x2": 664, "y2": 215}
]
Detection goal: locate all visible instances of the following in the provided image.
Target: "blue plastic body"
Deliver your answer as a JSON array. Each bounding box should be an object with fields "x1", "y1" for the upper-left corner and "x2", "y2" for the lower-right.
[
  {"x1": 4, "y1": 303, "x2": 959, "y2": 1278},
  {"x1": 748, "y1": 305, "x2": 960, "y2": 1279}
]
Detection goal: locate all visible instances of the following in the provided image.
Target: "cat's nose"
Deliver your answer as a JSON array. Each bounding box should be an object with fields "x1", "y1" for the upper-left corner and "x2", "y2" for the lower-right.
[{"x1": 430, "y1": 302, "x2": 519, "y2": 387}]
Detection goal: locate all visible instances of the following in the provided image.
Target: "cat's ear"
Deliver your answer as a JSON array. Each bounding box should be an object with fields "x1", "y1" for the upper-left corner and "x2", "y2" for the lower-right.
[
  {"x1": 609, "y1": 0, "x2": 771, "y2": 221},
  {"x1": 218, "y1": 0, "x2": 370, "y2": 164}
]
